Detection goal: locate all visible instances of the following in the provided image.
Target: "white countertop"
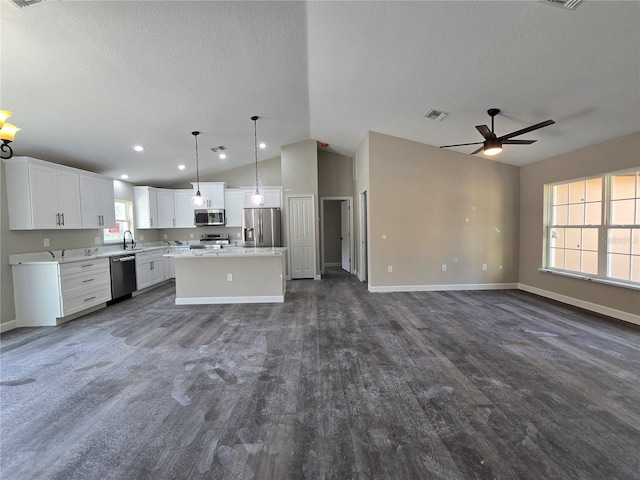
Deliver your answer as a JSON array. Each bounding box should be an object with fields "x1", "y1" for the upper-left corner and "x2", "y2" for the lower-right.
[
  {"x1": 8, "y1": 244, "x2": 190, "y2": 266},
  {"x1": 166, "y1": 247, "x2": 287, "y2": 258}
]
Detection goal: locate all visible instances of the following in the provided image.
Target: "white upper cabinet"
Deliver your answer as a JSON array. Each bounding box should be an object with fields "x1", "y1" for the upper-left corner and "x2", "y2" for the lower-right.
[
  {"x1": 156, "y1": 189, "x2": 176, "y2": 228},
  {"x1": 191, "y1": 182, "x2": 226, "y2": 209},
  {"x1": 3, "y1": 157, "x2": 83, "y2": 230},
  {"x1": 174, "y1": 190, "x2": 195, "y2": 228},
  {"x1": 224, "y1": 189, "x2": 244, "y2": 227},
  {"x1": 80, "y1": 174, "x2": 116, "y2": 228},
  {"x1": 134, "y1": 186, "x2": 158, "y2": 229}
]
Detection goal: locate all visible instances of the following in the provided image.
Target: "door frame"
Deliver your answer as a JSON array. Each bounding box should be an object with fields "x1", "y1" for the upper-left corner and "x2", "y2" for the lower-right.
[
  {"x1": 286, "y1": 194, "x2": 317, "y2": 281},
  {"x1": 320, "y1": 196, "x2": 354, "y2": 275},
  {"x1": 358, "y1": 190, "x2": 368, "y2": 283}
]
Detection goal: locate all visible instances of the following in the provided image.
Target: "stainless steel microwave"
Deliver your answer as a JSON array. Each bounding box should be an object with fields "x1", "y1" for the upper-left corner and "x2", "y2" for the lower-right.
[{"x1": 194, "y1": 209, "x2": 225, "y2": 226}]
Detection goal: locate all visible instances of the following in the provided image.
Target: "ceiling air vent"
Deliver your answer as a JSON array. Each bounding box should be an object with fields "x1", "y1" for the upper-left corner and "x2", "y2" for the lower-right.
[
  {"x1": 424, "y1": 109, "x2": 448, "y2": 121},
  {"x1": 537, "y1": 0, "x2": 586, "y2": 10},
  {"x1": 210, "y1": 145, "x2": 226, "y2": 153}
]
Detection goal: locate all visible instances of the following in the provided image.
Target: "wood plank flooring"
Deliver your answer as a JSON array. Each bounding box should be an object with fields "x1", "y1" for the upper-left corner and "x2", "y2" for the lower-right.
[{"x1": 1, "y1": 268, "x2": 639, "y2": 479}]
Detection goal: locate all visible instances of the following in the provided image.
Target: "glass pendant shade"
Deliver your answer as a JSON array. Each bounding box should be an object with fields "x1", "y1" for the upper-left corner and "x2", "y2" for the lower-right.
[
  {"x1": 251, "y1": 192, "x2": 264, "y2": 205},
  {"x1": 192, "y1": 191, "x2": 206, "y2": 207}
]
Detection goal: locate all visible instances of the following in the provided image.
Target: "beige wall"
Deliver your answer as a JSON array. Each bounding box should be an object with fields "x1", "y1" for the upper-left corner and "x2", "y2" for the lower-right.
[
  {"x1": 281, "y1": 139, "x2": 319, "y2": 277},
  {"x1": 353, "y1": 133, "x2": 370, "y2": 279},
  {"x1": 170, "y1": 156, "x2": 282, "y2": 189},
  {"x1": 367, "y1": 131, "x2": 520, "y2": 289},
  {"x1": 519, "y1": 131, "x2": 640, "y2": 318},
  {"x1": 318, "y1": 150, "x2": 353, "y2": 198}
]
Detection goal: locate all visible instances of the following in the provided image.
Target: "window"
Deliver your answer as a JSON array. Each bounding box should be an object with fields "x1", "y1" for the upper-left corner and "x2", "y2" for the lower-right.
[
  {"x1": 103, "y1": 200, "x2": 134, "y2": 244},
  {"x1": 545, "y1": 169, "x2": 639, "y2": 286}
]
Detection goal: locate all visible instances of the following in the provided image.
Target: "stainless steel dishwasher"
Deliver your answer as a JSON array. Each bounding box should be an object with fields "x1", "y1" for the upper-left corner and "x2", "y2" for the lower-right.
[{"x1": 110, "y1": 254, "x2": 137, "y2": 300}]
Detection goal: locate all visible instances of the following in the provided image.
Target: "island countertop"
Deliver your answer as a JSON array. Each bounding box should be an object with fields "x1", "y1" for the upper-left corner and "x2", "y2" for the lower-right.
[{"x1": 164, "y1": 247, "x2": 287, "y2": 258}]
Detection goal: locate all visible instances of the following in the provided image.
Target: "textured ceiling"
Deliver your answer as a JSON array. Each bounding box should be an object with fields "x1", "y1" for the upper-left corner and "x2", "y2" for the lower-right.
[{"x1": 1, "y1": 0, "x2": 639, "y2": 186}]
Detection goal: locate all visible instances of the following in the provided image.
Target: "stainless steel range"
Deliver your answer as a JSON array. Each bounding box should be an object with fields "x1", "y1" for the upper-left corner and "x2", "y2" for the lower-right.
[{"x1": 190, "y1": 233, "x2": 230, "y2": 250}]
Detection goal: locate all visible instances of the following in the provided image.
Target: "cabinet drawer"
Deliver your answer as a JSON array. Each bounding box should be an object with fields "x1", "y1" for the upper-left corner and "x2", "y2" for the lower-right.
[
  {"x1": 61, "y1": 284, "x2": 112, "y2": 317},
  {"x1": 60, "y1": 269, "x2": 111, "y2": 297},
  {"x1": 60, "y1": 258, "x2": 109, "y2": 276}
]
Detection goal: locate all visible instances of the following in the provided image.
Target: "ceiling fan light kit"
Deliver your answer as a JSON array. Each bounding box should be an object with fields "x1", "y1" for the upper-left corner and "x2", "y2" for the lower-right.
[{"x1": 440, "y1": 108, "x2": 555, "y2": 156}]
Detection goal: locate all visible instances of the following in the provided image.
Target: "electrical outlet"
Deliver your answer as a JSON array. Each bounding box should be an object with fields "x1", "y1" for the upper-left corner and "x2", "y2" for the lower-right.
[
  {"x1": 236, "y1": 232, "x2": 241, "y2": 238},
  {"x1": 139, "y1": 234, "x2": 144, "y2": 241},
  {"x1": 483, "y1": 263, "x2": 487, "y2": 271},
  {"x1": 227, "y1": 273, "x2": 233, "y2": 282},
  {"x1": 95, "y1": 237, "x2": 101, "y2": 245},
  {"x1": 387, "y1": 265, "x2": 393, "y2": 273},
  {"x1": 190, "y1": 233, "x2": 194, "y2": 239},
  {"x1": 163, "y1": 234, "x2": 167, "y2": 240},
  {"x1": 43, "y1": 238, "x2": 50, "y2": 247},
  {"x1": 442, "y1": 264, "x2": 447, "y2": 272}
]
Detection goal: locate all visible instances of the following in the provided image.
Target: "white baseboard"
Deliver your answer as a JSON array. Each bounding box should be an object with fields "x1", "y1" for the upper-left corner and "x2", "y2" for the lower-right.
[
  {"x1": 518, "y1": 283, "x2": 640, "y2": 326},
  {"x1": 175, "y1": 295, "x2": 284, "y2": 305},
  {"x1": 369, "y1": 283, "x2": 519, "y2": 293},
  {"x1": 0, "y1": 320, "x2": 18, "y2": 333}
]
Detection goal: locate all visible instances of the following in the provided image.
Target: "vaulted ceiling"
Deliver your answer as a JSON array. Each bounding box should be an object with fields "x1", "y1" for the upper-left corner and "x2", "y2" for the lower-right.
[{"x1": 2, "y1": 0, "x2": 639, "y2": 186}]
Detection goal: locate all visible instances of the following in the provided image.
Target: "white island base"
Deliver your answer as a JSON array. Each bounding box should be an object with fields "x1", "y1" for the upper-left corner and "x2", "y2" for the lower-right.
[{"x1": 168, "y1": 248, "x2": 287, "y2": 304}]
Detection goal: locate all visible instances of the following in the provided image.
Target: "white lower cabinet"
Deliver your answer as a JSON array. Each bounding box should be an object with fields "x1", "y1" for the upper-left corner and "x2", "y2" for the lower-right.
[
  {"x1": 12, "y1": 258, "x2": 111, "y2": 327},
  {"x1": 136, "y1": 250, "x2": 165, "y2": 290}
]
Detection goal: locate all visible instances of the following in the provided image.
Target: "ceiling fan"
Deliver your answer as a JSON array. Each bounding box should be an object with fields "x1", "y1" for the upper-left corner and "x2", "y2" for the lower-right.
[{"x1": 440, "y1": 108, "x2": 555, "y2": 156}]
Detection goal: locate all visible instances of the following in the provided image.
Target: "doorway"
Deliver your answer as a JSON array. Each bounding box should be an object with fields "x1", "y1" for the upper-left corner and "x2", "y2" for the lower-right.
[{"x1": 320, "y1": 197, "x2": 353, "y2": 275}]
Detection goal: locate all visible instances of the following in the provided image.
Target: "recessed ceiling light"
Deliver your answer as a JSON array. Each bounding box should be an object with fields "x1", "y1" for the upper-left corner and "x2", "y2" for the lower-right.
[
  {"x1": 219, "y1": 153, "x2": 226, "y2": 160},
  {"x1": 120, "y1": 174, "x2": 129, "y2": 180},
  {"x1": 133, "y1": 145, "x2": 144, "y2": 152},
  {"x1": 178, "y1": 164, "x2": 186, "y2": 170},
  {"x1": 259, "y1": 142, "x2": 266, "y2": 149}
]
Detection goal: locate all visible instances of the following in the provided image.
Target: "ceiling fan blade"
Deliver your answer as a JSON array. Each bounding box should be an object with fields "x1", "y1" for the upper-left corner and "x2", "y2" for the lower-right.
[
  {"x1": 440, "y1": 141, "x2": 483, "y2": 148},
  {"x1": 470, "y1": 146, "x2": 484, "y2": 155},
  {"x1": 498, "y1": 119, "x2": 555, "y2": 141},
  {"x1": 475, "y1": 125, "x2": 492, "y2": 139},
  {"x1": 502, "y1": 139, "x2": 536, "y2": 145}
]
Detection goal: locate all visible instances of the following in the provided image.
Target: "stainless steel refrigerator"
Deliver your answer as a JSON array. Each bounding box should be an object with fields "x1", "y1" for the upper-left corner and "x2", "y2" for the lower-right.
[{"x1": 242, "y1": 208, "x2": 282, "y2": 247}]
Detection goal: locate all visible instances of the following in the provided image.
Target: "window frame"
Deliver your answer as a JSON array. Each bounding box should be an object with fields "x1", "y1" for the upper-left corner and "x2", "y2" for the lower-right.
[
  {"x1": 543, "y1": 168, "x2": 639, "y2": 289},
  {"x1": 103, "y1": 199, "x2": 135, "y2": 245}
]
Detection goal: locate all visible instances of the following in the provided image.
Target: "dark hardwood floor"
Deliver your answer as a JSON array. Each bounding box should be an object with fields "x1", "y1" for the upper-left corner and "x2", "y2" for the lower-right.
[{"x1": 1, "y1": 268, "x2": 639, "y2": 479}]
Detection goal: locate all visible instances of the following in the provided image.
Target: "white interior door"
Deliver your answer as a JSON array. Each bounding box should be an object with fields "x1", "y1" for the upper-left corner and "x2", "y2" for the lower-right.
[
  {"x1": 288, "y1": 196, "x2": 315, "y2": 279},
  {"x1": 340, "y1": 200, "x2": 351, "y2": 272}
]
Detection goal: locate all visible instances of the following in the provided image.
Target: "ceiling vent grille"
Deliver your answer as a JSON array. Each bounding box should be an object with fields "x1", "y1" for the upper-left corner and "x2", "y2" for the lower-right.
[
  {"x1": 210, "y1": 145, "x2": 226, "y2": 153},
  {"x1": 424, "y1": 109, "x2": 448, "y2": 121},
  {"x1": 538, "y1": 0, "x2": 586, "y2": 10}
]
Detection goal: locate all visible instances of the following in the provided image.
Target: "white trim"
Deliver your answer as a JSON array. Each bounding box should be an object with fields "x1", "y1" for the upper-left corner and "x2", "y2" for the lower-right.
[
  {"x1": 538, "y1": 268, "x2": 640, "y2": 291},
  {"x1": 0, "y1": 320, "x2": 18, "y2": 333},
  {"x1": 518, "y1": 283, "x2": 640, "y2": 326},
  {"x1": 314, "y1": 275, "x2": 322, "y2": 280},
  {"x1": 175, "y1": 295, "x2": 284, "y2": 305},
  {"x1": 368, "y1": 283, "x2": 518, "y2": 293}
]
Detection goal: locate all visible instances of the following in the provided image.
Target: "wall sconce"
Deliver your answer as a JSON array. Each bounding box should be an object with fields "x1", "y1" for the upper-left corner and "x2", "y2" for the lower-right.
[{"x1": 0, "y1": 110, "x2": 21, "y2": 160}]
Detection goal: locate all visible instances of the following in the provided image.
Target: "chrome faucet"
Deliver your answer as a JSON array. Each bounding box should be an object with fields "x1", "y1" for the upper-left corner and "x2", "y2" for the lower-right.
[{"x1": 123, "y1": 230, "x2": 135, "y2": 250}]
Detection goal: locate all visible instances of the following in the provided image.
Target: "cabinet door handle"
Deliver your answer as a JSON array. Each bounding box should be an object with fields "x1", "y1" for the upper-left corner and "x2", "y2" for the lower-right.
[
  {"x1": 82, "y1": 264, "x2": 94, "y2": 268},
  {"x1": 83, "y1": 278, "x2": 95, "y2": 283},
  {"x1": 56, "y1": 213, "x2": 60, "y2": 225},
  {"x1": 150, "y1": 218, "x2": 153, "y2": 227},
  {"x1": 61, "y1": 213, "x2": 65, "y2": 226},
  {"x1": 84, "y1": 296, "x2": 96, "y2": 302},
  {"x1": 150, "y1": 261, "x2": 154, "y2": 270}
]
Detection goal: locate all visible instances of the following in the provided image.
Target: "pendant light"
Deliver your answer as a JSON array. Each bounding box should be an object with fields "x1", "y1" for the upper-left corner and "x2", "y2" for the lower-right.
[
  {"x1": 250, "y1": 115, "x2": 264, "y2": 206},
  {"x1": 191, "y1": 131, "x2": 206, "y2": 207}
]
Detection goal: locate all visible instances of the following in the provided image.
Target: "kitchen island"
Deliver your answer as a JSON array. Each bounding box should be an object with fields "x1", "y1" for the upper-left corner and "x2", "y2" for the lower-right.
[{"x1": 165, "y1": 247, "x2": 287, "y2": 304}]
